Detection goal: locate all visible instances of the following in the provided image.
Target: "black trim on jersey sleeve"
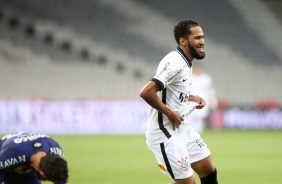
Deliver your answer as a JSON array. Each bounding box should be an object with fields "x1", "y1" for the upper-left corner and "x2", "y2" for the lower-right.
[{"x1": 151, "y1": 78, "x2": 164, "y2": 90}]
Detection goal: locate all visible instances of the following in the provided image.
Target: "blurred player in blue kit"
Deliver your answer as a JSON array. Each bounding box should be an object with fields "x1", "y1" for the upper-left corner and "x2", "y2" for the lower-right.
[
  {"x1": 140, "y1": 20, "x2": 218, "y2": 184},
  {"x1": 0, "y1": 132, "x2": 68, "y2": 184}
]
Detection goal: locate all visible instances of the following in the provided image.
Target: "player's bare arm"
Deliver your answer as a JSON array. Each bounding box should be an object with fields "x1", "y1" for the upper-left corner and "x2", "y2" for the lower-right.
[
  {"x1": 189, "y1": 95, "x2": 206, "y2": 109},
  {"x1": 140, "y1": 81, "x2": 184, "y2": 130}
]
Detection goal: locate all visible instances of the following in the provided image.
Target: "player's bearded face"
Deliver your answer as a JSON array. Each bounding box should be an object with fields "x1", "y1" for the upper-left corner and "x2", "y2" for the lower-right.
[{"x1": 188, "y1": 41, "x2": 205, "y2": 60}]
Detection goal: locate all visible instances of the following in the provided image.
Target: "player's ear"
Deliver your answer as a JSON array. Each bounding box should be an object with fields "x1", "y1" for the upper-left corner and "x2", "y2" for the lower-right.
[
  {"x1": 179, "y1": 37, "x2": 187, "y2": 47},
  {"x1": 39, "y1": 170, "x2": 46, "y2": 179}
]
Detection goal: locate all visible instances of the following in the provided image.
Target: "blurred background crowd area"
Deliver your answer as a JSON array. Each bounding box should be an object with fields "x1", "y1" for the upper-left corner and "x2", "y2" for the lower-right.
[{"x1": 0, "y1": 0, "x2": 281, "y2": 108}]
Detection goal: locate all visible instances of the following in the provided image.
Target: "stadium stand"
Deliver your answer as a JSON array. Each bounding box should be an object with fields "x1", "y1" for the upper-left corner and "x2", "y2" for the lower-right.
[
  {"x1": 0, "y1": 0, "x2": 281, "y2": 106},
  {"x1": 261, "y1": 0, "x2": 282, "y2": 24}
]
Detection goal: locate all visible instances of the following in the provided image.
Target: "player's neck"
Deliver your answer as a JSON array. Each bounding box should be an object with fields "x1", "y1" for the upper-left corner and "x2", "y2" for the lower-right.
[
  {"x1": 30, "y1": 151, "x2": 47, "y2": 172},
  {"x1": 179, "y1": 45, "x2": 194, "y2": 62}
]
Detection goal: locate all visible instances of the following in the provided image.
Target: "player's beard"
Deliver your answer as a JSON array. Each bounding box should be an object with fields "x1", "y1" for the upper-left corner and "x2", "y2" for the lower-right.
[{"x1": 188, "y1": 42, "x2": 205, "y2": 60}]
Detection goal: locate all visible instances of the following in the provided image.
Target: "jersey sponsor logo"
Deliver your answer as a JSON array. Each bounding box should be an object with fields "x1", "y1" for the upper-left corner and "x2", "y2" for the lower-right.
[
  {"x1": 157, "y1": 162, "x2": 166, "y2": 172},
  {"x1": 50, "y1": 147, "x2": 64, "y2": 157},
  {"x1": 0, "y1": 155, "x2": 26, "y2": 169},
  {"x1": 2, "y1": 132, "x2": 49, "y2": 144},
  {"x1": 196, "y1": 138, "x2": 206, "y2": 148},
  {"x1": 179, "y1": 93, "x2": 189, "y2": 102},
  {"x1": 1, "y1": 132, "x2": 23, "y2": 140},
  {"x1": 178, "y1": 157, "x2": 190, "y2": 171}
]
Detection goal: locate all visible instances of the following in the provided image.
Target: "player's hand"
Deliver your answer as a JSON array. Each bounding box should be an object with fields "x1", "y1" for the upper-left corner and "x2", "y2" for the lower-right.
[
  {"x1": 167, "y1": 111, "x2": 184, "y2": 130},
  {"x1": 192, "y1": 95, "x2": 206, "y2": 109}
]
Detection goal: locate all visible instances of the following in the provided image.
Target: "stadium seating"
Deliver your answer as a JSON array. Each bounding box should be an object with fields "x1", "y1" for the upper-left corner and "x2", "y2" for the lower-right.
[{"x1": 0, "y1": 0, "x2": 281, "y2": 106}]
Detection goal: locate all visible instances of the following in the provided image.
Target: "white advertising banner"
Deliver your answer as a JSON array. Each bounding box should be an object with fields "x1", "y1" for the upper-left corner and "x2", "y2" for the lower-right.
[
  {"x1": 0, "y1": 100, "x2": 150, "y2": 135},
  {"x1": 1, "y1": 100, "x2": 282, "y2": 135}
]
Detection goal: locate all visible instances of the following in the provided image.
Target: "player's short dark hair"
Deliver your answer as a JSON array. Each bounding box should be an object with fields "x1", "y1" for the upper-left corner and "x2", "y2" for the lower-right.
[
  {"x1": 174, "y1": 19, "x2": 200, "y2": 44},
  {"x1": 39, "y1": 155, "x2": 69, "y2": 184}
]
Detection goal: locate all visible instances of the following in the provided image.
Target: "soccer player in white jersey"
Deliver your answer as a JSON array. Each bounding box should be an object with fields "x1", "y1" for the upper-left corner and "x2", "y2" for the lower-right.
[{"x1": 140, "y1": 20, "x2": 218, "y2": 184}]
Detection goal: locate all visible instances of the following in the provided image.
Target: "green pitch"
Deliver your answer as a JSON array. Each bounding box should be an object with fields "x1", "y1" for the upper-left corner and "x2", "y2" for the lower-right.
[{"x1": 43, "y1": 130, "x2": 282, "y2": 184}]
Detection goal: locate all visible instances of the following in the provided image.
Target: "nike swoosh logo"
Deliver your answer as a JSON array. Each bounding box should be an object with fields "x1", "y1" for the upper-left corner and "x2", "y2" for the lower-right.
[{"x1": 183, "y1": 78, "x2": 188, "y2": 82}]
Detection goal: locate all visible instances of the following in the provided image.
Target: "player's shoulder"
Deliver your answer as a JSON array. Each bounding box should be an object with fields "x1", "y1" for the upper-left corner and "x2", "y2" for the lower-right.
[{"x1": 165, "y1": 50, "x2": 183, "y2": 60}]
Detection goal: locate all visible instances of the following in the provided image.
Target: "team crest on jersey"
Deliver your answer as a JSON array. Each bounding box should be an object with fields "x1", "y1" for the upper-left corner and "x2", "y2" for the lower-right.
[
  {"x1": 178, "y1": 157, "x2": 190, "y2": 171},
  {"x1": 157, "y1": 162, "x2": 166, "y2": 172},
  {"x1": 33, "y1": 141, "x2": 43, "y2": 150},
  {"x1": 33, "y1": 142, "x2": 42, "y2": 148}
]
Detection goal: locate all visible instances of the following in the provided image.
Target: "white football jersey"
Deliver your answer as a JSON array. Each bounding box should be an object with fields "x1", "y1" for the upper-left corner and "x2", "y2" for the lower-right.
[{"x1": 146, "y1": 47, "x2": 194, "y2": 144}]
